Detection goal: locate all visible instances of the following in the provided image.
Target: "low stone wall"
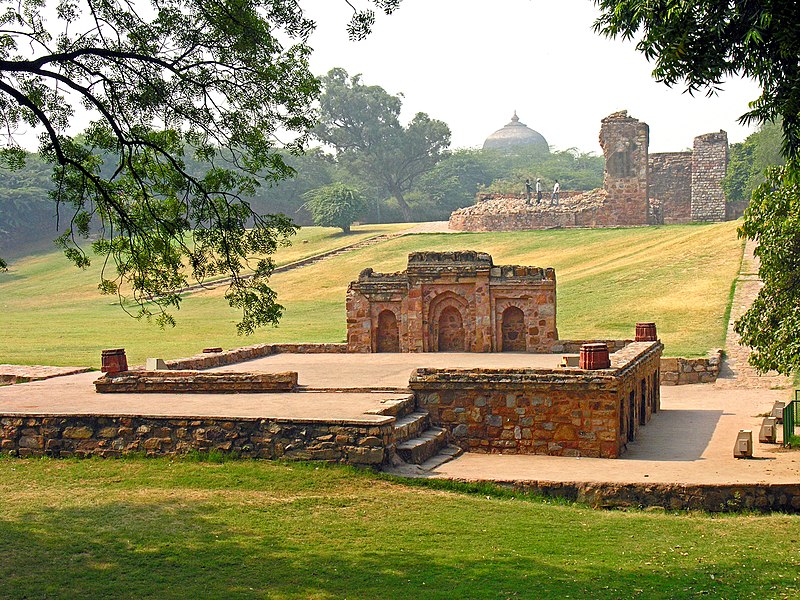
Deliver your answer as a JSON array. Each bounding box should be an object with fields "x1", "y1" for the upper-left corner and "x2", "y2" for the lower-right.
[
  {"x1": 493, "y1": 480, "x2": 800, "y2": 513},
  {"x1": 551, "y1": 339, "x2": 631, "y2": 354},
  {"x1": 660, "y1": 349, "x2": 722, "y2": 385},
  {"x1": 0, "y1": 414, "x2": 393, "y2": 465},
  {"x1": 94, "y1": 371, "x2": 298, "y2": 393},
  {"x1": 410, "y1": 341, "x2": 662, "y2": 458},
  {"x1": 162, "y1": 343, "x2": 347, "y2": 370}
]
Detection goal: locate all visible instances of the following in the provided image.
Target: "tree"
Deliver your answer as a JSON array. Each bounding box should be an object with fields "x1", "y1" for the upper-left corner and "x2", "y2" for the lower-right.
[
  {"x1": 302, "y1": 183, "x2": 367, "y2": 233},
  {"x1": 0, "y1": 0, "x2": 399, "y2": 333},
  {"x1": 313, "y1": 68, "x2": 451, "y2": 222},
  {"x1": 594, "y1": 1, "x2": 800, "y2": 374},
  {"x1": 723, "y1": 120, "x2": 784, "y2": 203}
]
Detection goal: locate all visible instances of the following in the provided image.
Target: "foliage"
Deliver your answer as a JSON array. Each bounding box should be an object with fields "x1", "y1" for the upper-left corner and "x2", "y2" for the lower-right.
[
  {"x1": 0, "y1": 1, "x2": 402, "y2": 333},
  {"x1": 735, "y1": 166, "x2": 800, "y2": 375},
  {"x1": 302, "y1": 183, "x2": 368, "y2": 233},
  {"x1": 313, "y1": 67, "x2": 451, "y2": 221},
  {"x1": 593, "y1": 1, "x2": 800, "y2": 160},
  {"x1": 479, "y1": 149, "x2": 604, "y2": 196},
  {"x1": 593, "y1": 0, "x2": 800, "y2": 374},
  {"x1": 722, "y1": 120, "x2": 784, "y2": 203}
]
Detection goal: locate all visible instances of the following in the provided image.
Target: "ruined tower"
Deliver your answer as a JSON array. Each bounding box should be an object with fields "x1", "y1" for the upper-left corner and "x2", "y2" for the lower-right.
[
  {"x1": 690, "y1": 131, "x2": 729, "y2": 222},
  {"x1": 598, "y1": 111, "x2": 650, "y2": 226}
]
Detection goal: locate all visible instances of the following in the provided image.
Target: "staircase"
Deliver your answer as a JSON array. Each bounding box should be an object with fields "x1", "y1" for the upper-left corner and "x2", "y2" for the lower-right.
[{"x1": 382, "y1": 395, "x2": 463, "y2": 472}]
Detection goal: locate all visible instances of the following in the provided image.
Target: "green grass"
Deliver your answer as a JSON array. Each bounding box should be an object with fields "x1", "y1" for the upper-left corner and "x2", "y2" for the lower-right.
[
  {"x1": 0, "y1": 221, "x2": 744, "y2": 366},
  {"x1": 0, "y1": 457, "x2": 798, "y2": 599}
]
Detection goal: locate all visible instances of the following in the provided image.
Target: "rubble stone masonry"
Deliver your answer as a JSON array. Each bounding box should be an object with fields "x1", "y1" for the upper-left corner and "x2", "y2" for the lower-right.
[
  {"x1": 691, "y1": 131, "x2": 729, "y2": 222},
  {"x1": 649, "y1": 152, "x2": 692, "y2": 224},
  {"x1": 0, "y1": 415, "x2": 394, "y2": 465},
  {"x1": 410, "y1": 341, "x2": 662, "y2": 458}
]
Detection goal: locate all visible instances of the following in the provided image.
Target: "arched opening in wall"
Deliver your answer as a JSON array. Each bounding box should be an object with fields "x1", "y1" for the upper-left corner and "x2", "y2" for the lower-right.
[
  {"x1": 628, "y1": 390, "x2": 636, "y2": 441},
  {"x1": 375, "y1": 310, "x2": 400, "y2": 353},
  {"x1": 501, "y1": 306, "x2": 526, "y2": 352},
  {"x1": 437, "y1": 306, "x2": 466, "y2": 352},
  {"x1": 639, "y1": 379, "x2": 647, "y2": 425}
]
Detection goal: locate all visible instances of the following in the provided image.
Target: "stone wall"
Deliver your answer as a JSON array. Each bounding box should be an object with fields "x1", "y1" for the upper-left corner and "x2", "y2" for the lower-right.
[
  {"x1": 449, "y1": 112, "x2": 731, "y2": 232},
  {"x1": 0, "y1": 414, "x2": 394, "y2": 465},
  {"x1": 660, "y1": 349, "x2": 722, "y2": 385},
  {"x1": 159, "y1": 343, "x2": 347, "y2": 371},
  {"x1": 94, "y1": 370, "x2": 298, "y2": 393},
  {"x1": 410, "y1": 341, "x2": 662, "y2": 458},
  {"x1": 649, "y1": 152, "x2": 692, "y2": 224},
  {"x1": 494, "y1": 480, "x2": 800, "y2": 513},
  {"x1": 598, "y1": 110, "x2": 650, "y2": 226},
  {"x1": 691, "y1": 131, "x2": 729, "y2": 222},
  {"x1": 347, "y1": 251, "x2": 558, "y2": 353}
]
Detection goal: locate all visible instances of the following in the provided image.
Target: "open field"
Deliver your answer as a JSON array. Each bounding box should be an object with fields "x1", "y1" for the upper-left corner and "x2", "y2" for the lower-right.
[
  {"x1": 0, "y1": 457, "x2": 797, "y2": 599},
  {"x1": 0, "y1": 221, "x2": 744, "y2": 366}
]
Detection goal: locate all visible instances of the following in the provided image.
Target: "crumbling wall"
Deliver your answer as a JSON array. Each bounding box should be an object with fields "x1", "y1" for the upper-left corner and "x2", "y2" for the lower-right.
[
  {"x1": 598, "y1": 111, "x2": 650, "y2": 226},
  {"x1": 691, "y1": 131, "x2": 729, "y2": 222},
  {"x1": 649, "y1": 152, "x2": 692, "y2": 224}
]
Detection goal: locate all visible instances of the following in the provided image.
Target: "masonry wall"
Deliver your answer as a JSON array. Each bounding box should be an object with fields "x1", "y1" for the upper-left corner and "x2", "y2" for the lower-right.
[
  {"x1": 598, "y1": 111, "x2": 650, "y2": 226},
  {"x1": 691, "y1": 131, "x2": 729, "y2": 222},
  {"x1": 649, "y1": 152, "x2": 693, "y2": 224},
  {"x1": 347, "y1": 252, "x2": 558, "y2": 353},
  {"x1": 0, "y1": 415, "x2": 394, "y2": 465},
  {"x1": 410, "y1": 341, "x2": 662, "y2": 458}
]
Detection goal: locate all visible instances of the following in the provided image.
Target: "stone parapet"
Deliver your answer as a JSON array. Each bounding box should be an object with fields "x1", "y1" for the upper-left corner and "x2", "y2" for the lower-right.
[
  {"x1": 660, "y1": 349, "x2": 723, "y2": 385},
  {"x1": 162, "y1": 343, "x2": 347, "y2": 371},
  {"x1": 410, "y1": 341, "x2": 663, "y2": 458},
  {"x1": 94, "y1": 370, "x2": 298, "y2": 393},
  {"x1": 0, "y1": 414, "x2": 393, "y2": 465},
  {"x1": 551, "y1": 339, "x2": 632, "y2": 354}
]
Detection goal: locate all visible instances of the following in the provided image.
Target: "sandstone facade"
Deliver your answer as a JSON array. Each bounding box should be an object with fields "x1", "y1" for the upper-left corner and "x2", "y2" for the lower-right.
[{"x1": 347, "y1": 251, "x2": 558, "y2": 353}]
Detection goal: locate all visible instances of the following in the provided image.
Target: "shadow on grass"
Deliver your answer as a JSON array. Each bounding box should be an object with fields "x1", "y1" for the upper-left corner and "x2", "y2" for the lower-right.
[{"x1": 0, "y1": 497, "x2": 782, "y2": 599}]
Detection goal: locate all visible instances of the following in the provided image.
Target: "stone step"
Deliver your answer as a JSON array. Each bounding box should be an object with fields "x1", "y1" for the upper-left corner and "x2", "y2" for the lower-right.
[
  {"x1": 396, "y1": 427, "x2": 447, "y2": 464},
  {"x1": 368, "y1": 394, "x2": 416, "y2": 419},
  {"x1": 418, "y1": 444, "x2": 464, "y2": 471},
  {"x1": 393, "y1": 411, "x2": 430, "y2": 444}
]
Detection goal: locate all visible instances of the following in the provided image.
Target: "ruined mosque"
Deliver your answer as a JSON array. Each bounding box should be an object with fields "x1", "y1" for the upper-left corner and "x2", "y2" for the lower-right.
[{"x1": 450, "y1": 110, "x2": 732, "y2": 231}]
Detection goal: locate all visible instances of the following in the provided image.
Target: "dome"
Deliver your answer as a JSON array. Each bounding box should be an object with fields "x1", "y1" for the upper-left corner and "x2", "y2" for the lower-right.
[{"x1": 483, "y1": 111, "x2": 549, "y2": 152}]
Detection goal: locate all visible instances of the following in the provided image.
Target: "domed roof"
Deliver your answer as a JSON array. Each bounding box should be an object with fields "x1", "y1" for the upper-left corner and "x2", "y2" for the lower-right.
[{"x1": 483, "y1": 111, "x2": 549, "y2": 152}]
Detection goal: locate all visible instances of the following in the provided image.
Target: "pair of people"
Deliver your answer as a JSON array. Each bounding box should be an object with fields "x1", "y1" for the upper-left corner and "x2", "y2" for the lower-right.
[{"x1": 525, "y1": 178, "x2": 559, "y2": 205}]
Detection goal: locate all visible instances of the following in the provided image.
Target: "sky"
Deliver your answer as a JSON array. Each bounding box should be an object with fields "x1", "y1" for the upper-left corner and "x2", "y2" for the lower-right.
[{"x1": 303, "y1": 0, "x2": 762, "y2": 154}]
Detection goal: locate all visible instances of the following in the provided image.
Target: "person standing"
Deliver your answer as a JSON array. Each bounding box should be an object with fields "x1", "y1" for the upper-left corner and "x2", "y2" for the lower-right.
[
  {"x1": 551, "y1": 179, "x2": 560, "y2": 206},
  {"x1": 535, "y1": 178, "x2": 542, "y2": 204},
  {"x1": 525, "y1": 178, "x2": 533, "y2": 203}
]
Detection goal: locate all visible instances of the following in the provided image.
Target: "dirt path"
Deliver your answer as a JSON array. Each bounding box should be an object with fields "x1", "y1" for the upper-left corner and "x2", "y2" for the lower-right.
[{"x1": 715, "y1": 238, "x2": 792, "y2": 390}]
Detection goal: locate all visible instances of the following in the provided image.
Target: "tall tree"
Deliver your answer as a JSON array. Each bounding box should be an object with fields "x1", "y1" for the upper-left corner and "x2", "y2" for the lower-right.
[
  {"x1": 0, "y1": 0, "x2": 399, "y2": 332},
  {"x1": 313, "y1": 67, "x2": 451, "y2": 222},
  {"x1": 302, "y1": 183, "x2": 367, "y2": 233}
]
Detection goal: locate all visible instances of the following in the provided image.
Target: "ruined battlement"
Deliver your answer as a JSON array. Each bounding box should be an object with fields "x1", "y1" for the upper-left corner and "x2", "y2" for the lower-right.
[{"x1": 449, "y1": 111, "x2": 729, "y2": 232}]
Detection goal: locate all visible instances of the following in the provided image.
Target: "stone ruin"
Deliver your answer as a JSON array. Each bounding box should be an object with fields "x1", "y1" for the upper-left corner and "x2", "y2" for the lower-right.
[
  {"x1": 449, "y1": 110, "x2": 730, "y2": 231},
  {"x1": 346, "y1": 251, "x2": 558, "y2": 353}
]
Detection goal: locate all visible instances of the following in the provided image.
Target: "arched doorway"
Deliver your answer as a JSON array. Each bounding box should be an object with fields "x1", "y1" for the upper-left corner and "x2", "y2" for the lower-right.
[
  {"x1": 376, "y1": 310, "x2": 400, "y2": 352},
  {"x1": 501, "y1": 306, "x2": 526, "y2": 352},
  {"x1": 437, "y1": 306, "x2": 465, "y2": 351}
]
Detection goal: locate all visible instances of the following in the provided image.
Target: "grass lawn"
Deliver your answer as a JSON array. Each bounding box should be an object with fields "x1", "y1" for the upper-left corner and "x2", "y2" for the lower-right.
[
  {"x1": 0, "y1": 456, "x2": 797, "y2": 599},
  {"x1": 0, "y1": 222, "x2": 744, "y2": 366}
]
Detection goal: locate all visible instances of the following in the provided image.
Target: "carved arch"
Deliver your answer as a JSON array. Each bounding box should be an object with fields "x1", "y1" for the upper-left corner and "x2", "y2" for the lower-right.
[{"x1": 427, "y1": 291, "x2": 470, "y2": 352}]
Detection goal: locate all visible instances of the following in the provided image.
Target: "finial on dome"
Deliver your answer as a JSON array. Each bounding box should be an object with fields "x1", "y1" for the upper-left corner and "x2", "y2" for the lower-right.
[{"x1": 511, "y1": 111, "x2": 519, "y2": 122}]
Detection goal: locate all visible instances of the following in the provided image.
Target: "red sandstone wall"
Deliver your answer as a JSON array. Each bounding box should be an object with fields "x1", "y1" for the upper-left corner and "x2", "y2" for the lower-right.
[{"x1": 410, "y1": 341, "x2": 662, "y2": 458}]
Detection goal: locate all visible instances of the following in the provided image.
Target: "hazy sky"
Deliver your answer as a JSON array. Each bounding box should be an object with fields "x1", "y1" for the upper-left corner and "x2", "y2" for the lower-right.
[{"x1": 304, "y1": 0, "x2": 762, "y2": 154}]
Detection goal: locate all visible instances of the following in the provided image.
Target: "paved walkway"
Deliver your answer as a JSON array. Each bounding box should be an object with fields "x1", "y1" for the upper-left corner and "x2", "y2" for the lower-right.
[{"x1": 715, "y1": 238, "x2": 792, "y2": 389}]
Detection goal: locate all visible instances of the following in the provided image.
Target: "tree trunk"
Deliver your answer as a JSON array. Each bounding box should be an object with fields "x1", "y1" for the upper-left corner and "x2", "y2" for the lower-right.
[{"x1": 392, "y1": 188, "x2": 412, "y2": 222}]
